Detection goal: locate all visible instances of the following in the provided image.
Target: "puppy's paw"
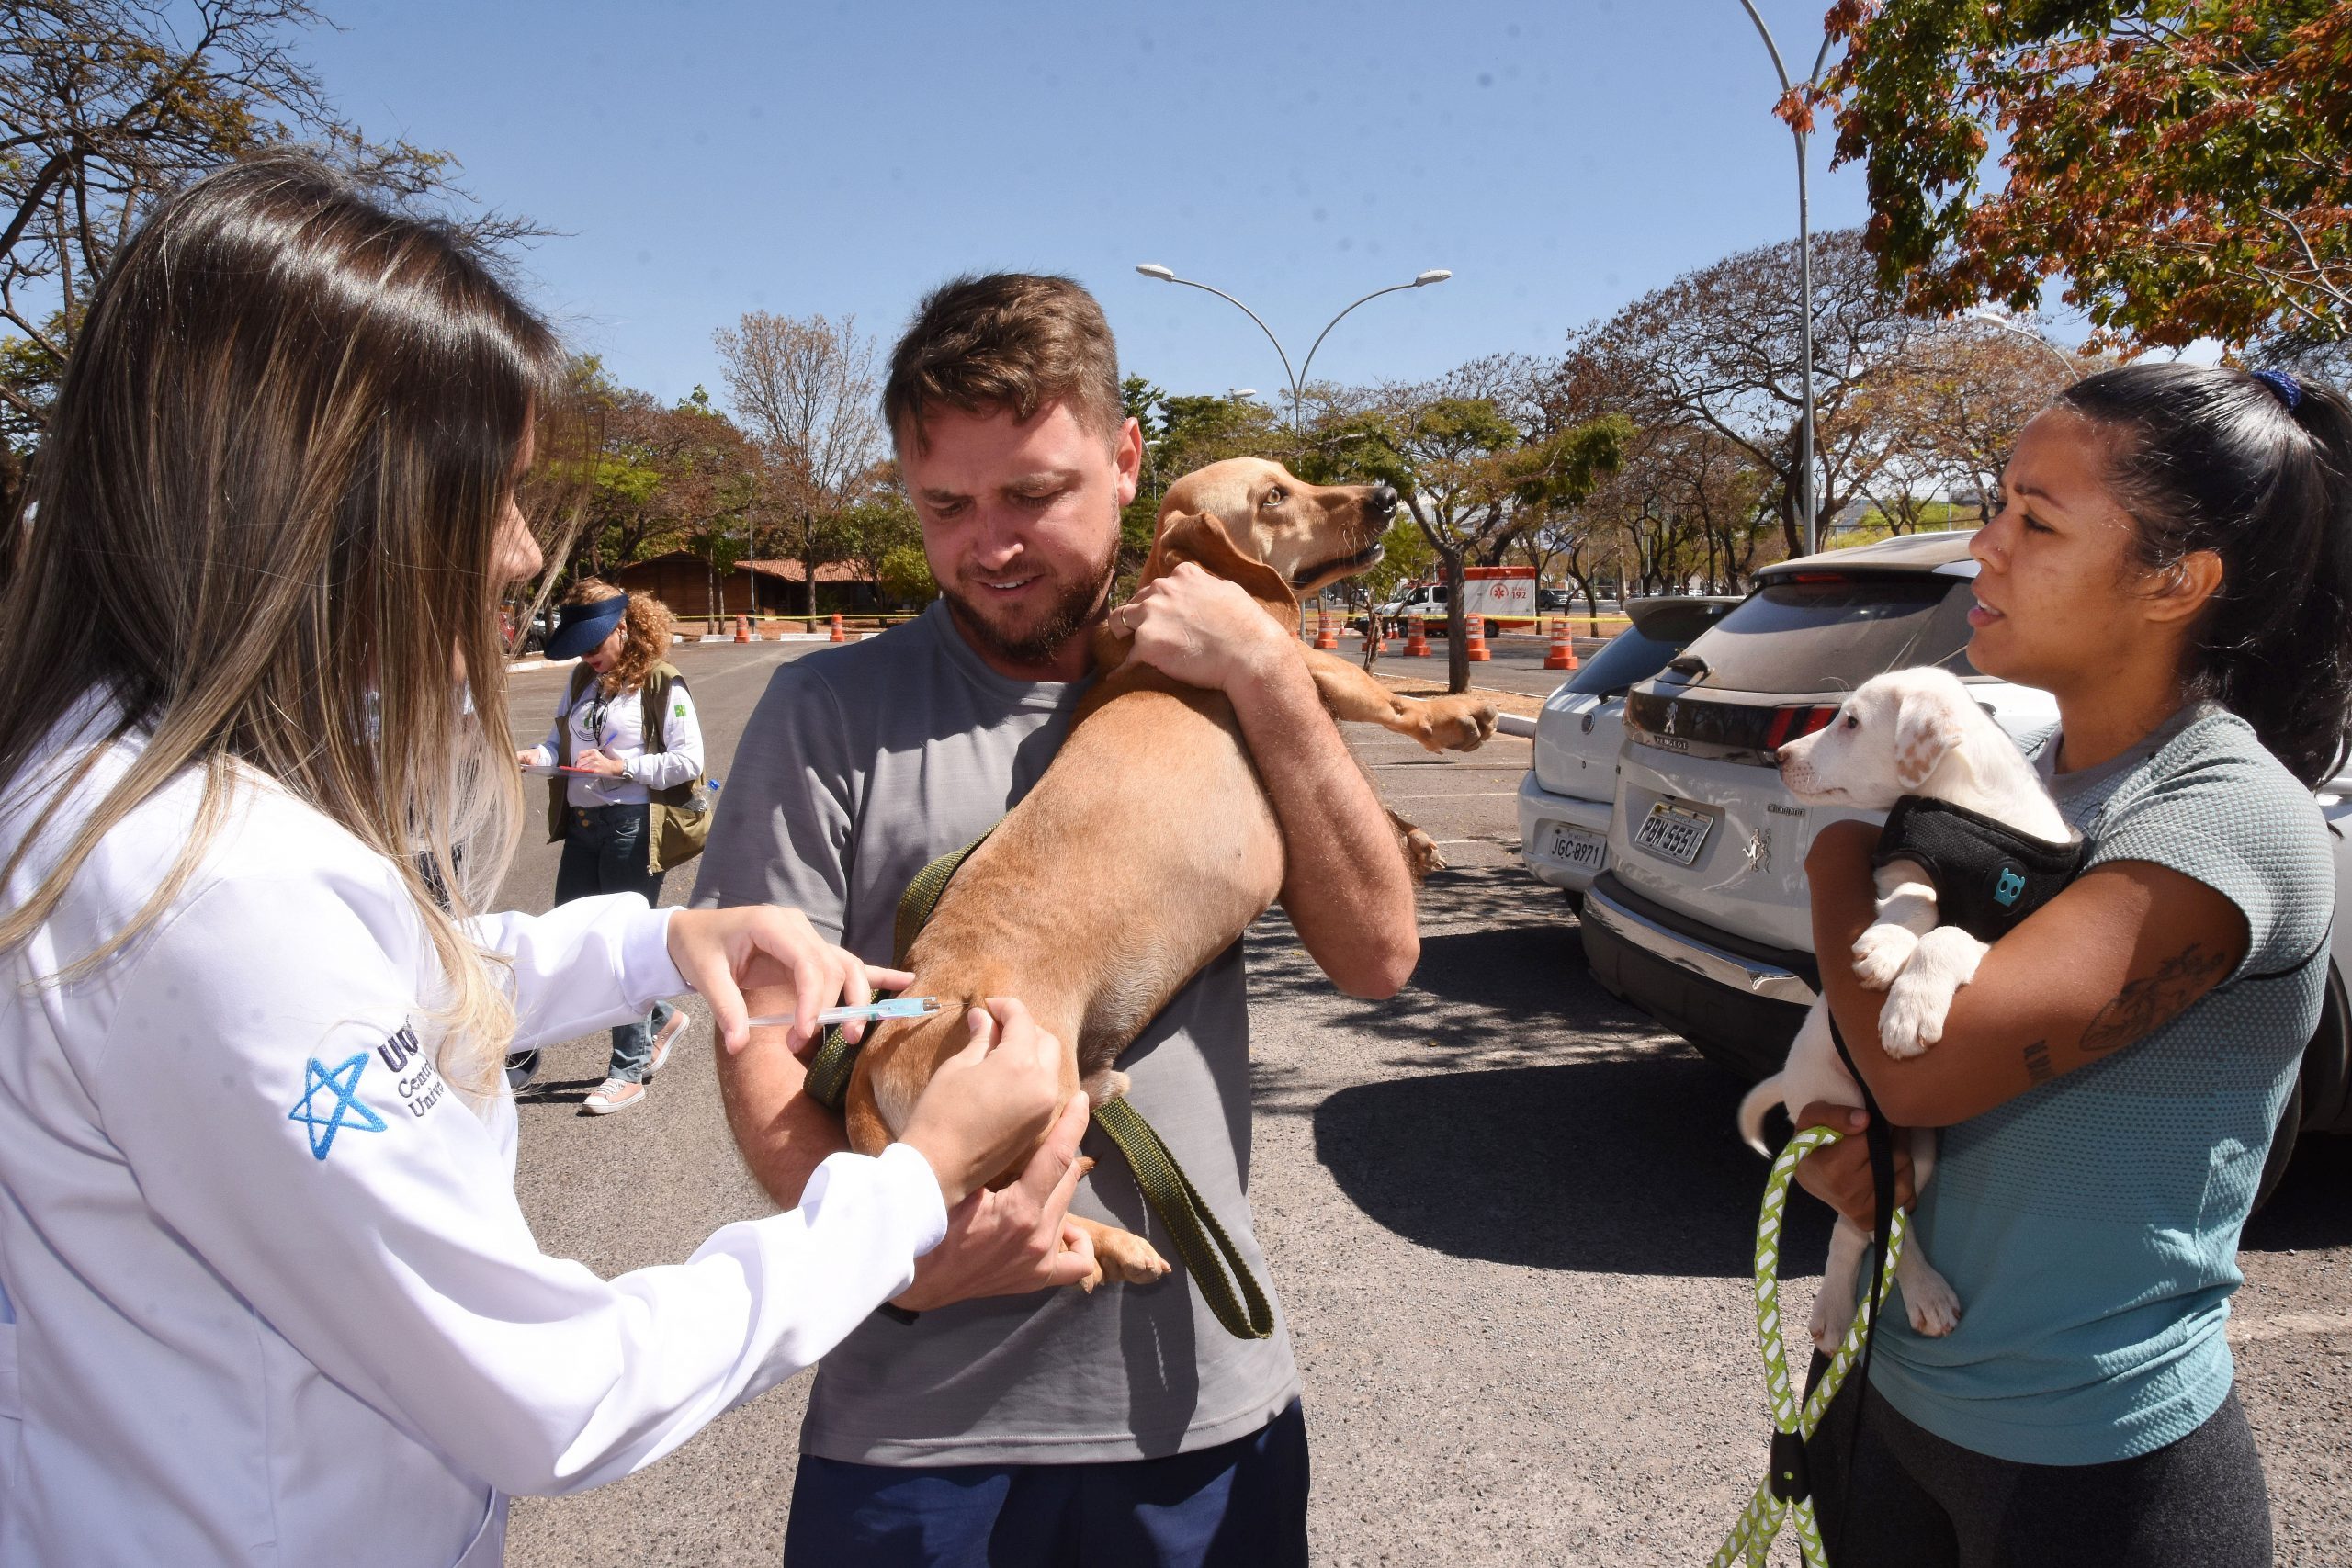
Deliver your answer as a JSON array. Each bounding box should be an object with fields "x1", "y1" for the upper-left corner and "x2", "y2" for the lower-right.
[
  {"x1": 1871, "y1": 987, "x2": 1947, "y2": 1062},
  {"x1": 1086, "y1": 1223, "x2": 1172, "y2": 1287},
  {"x1": 1902, "y1": 1269, "x2": 1962, "y2": 1338},
  {"x1": 1851, "y1": 923, "x2": 1919, "y2": 990},
  {"x1": 1808, "y1": 1292, "x2": 1851, "y2": 1358},
  {"x1": 1879, "y1": 972, "x2": 1958, "y2": 1058}
]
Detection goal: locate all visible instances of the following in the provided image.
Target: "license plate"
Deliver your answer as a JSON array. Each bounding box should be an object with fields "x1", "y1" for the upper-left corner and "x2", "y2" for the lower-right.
[
  {"x1": 1536, "y1": 821, "x2": 1607, "y2": 873},
  {"x1": 1634, "y1": 799, "x2": 1714, "y2": 867}
]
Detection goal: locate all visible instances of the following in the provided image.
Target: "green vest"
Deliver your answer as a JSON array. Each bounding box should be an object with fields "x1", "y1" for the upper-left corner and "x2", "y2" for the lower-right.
[{"x1": 544, "y1": 660, "x2": 707, "y2": 874}]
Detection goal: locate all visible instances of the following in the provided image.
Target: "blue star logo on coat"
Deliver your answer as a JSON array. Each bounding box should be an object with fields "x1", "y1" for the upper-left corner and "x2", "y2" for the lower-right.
[{"x1": 289, "y1": 1052, "x2": 388, "y2": 1161}]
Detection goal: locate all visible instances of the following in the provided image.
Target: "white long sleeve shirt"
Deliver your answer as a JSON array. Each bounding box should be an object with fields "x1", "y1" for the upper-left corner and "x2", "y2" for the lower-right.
[
  {"x1": 0, "y1": 697, "x2": 945, "y2": 1568},
  {"x1": 521, "y1": 672, "x2": 705, "y2": 808}
]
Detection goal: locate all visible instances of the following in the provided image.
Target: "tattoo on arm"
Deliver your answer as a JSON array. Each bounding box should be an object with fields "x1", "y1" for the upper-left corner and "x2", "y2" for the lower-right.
[
  {"x1": 2078, "y1": 942, "x2": 2232, "y2": 1055},
  {"x1": 2021, "y1": 1041, "x2": 2053, "y2": 1084}
]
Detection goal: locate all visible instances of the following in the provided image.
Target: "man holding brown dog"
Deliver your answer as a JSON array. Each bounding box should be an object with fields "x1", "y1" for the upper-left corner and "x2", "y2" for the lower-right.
[{"x1": 692, "y1": 273, "x2": 1419, "y2": 1565}]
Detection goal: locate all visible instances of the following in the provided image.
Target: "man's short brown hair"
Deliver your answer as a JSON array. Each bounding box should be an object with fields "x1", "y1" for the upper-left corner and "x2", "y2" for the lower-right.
[{"x1": 883, "y1": 273, "x2": 1125, "y2": 453}]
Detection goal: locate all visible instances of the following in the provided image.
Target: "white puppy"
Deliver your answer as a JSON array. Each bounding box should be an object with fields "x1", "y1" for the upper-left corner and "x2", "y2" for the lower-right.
[{"x1": 1739, "y1": 667, "x2": 2069, "y2": 1352}]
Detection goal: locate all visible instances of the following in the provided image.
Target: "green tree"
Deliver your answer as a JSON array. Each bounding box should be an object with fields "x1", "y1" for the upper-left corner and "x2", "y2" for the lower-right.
[
  {"x1": 1121, "y1": 380, "x2": 1289, "y2": 561},
  {"x1": 1358, "y1": 516, "x2": 1432, "y2": 604},
  {"x1": 877, "y1": 543, "x2": 936, "y2": 608},
  {"x1": 1821, "y1": 0, "x2": 2351, "y2": 354},
  {"x1": 0, "y1": 0, "x2": 536, "y2": 515},
  {"x1": 1338, "y1": 375, "x2": 1627, "y2": 693}
]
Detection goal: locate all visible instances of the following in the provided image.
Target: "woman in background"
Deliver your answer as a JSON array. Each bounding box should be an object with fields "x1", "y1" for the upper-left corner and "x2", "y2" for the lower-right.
[{"x1": 518, "y1": 579, "x2": 705, "y2": 1111}]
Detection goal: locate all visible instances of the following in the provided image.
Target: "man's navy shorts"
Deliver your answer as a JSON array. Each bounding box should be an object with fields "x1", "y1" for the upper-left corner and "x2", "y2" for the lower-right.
[{"x1": 780, "y1": 1399, "x2": 1310, "y2": 1568}]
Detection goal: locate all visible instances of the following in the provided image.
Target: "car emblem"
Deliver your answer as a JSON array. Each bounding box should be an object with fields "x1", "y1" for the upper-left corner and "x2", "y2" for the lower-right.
[
  {"x1": 1743, "y1": 827, "x2": 1772, "y2": 875},
  {"x1": 1664, "y1": 702, "x2": 1680, "y2": 738}
]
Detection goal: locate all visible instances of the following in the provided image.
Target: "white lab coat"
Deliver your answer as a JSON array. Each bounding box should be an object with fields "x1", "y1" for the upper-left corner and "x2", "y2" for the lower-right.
[{"x1": 0, "y1": 697, "x2": 945, "y2": 1568}]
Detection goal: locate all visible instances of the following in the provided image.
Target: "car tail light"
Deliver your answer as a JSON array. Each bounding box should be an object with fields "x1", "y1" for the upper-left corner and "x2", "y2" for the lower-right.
[{"x1": 1763, "y1": 705, "x2": 1840, "y2": 750}]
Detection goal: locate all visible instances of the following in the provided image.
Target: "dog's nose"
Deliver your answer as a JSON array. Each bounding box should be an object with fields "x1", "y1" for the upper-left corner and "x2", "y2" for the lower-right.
[{"x1": 1366, "y1": 483, "x2": 1398, "y2": 522}]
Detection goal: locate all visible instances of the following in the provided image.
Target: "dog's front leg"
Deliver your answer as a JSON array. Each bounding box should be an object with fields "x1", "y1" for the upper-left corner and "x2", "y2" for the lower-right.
[
  {"x1": 1877, "y1": 925, "x2": 1990, "y2": 1058},
  {"x1": 1300, "y1": 647, "x2": 1498, "y2": 752},
  {"x1": 1852, "y1": 857, "x2": 1938, "y2": 990}
]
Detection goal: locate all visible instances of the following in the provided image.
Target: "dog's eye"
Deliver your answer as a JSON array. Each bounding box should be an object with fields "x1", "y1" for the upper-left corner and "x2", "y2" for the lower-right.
[
  {"x1": 1261, "y1": 487, "x2": 1286, "y2": 508},
  {"x1": 1843, "y1": 715, "x2": 1860, "y2": 730}
]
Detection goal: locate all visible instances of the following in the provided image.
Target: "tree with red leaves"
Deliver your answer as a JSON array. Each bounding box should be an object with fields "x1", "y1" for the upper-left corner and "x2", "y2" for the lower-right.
[{"x1": 1818, "y1": 0, "x2": 2349, "y2": 357}]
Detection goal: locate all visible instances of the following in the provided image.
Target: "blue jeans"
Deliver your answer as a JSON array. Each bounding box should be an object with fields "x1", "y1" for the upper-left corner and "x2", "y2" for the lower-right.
[
  {"x1": 781, "y1": 1401, "x2": 1310, "y2": 1568},
  {"x1": 552, "y1": 803, "x2": 674, "y2": 1084}
]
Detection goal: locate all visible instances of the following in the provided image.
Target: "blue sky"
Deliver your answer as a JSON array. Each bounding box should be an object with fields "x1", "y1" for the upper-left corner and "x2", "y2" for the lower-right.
[{"x1": 306, "y1": 0, "x2": 1890, "y2": 410}]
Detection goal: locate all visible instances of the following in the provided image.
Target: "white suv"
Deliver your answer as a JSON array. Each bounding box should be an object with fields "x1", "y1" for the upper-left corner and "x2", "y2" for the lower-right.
[{"x1": 1577, "y1": 531, "x2": 2351, "y2": 1201}]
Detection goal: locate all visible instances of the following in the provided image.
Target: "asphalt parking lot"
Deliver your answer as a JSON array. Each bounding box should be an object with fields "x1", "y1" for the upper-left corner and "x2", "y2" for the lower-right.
[{"x1": 497, "y1": 634, "x2": 2350, "y2": 1567}]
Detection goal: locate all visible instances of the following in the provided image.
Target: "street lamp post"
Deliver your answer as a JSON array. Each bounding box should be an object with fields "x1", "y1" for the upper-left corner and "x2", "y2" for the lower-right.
[
  {"x1": 1962, "y1": 307, "x2": 2083, "y2": 377},
  {"x1": 1736, "y1": 1, "x2": 1834, "y2": 558},
  {"x1": 1134, "y1": 264, "x2": 1452, "y2": 429}
]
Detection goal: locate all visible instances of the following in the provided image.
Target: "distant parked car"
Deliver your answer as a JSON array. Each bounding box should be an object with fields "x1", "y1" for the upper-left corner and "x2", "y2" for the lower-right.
[
  {"x1": 1575, "y1": 530, "x2": 2351, "y2": 1205},
  {"x1": 1518, "y1": 596, "x2": 1740, "y2": 906}
]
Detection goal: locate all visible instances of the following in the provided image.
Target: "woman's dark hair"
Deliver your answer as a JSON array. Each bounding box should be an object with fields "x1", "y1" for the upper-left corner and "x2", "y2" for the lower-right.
[{"x1": 2059, "y1": 363, "x2": 2352, "y2": 786}]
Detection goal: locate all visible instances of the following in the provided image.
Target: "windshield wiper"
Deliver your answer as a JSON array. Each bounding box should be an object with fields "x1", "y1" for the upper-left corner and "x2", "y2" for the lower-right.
[{"x1": 1666, "y1": 653, "x2": 1710, "y2": 681}]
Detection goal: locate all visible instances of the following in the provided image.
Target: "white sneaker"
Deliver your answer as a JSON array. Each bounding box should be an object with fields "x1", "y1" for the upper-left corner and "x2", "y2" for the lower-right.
[
  {"x1": 582, "y1": 1077, "x2": 647, "y2": 1115},
  {"x1": 646, "y1": 1010, "x2": 689, "y2": 1077}
]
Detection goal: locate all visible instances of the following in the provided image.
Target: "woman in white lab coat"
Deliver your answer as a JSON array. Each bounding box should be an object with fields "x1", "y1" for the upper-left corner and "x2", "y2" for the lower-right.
[{"x1": 0, "y1": 159, "x2": 1098, "y2": 1568}]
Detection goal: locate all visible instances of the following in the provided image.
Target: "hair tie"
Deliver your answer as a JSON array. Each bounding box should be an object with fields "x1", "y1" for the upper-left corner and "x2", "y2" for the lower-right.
[{"x1": 2252, "y1": 368, "x2": 2303, "y2": 412}]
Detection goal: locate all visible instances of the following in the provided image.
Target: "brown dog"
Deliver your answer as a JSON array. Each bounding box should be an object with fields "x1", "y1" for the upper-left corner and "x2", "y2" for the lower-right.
[{"x1": 840, "y1": 458, "x2": 1497, "y2": 1286}]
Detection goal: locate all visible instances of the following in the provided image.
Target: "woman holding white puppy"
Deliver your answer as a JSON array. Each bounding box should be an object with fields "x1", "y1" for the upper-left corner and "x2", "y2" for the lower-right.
[
  {"x1": 0, "y1": 159, "x2": 1094, "y2": 1568},
  {"x1": 1796, "y1": 363, "x2": 2352, "y2": 1566}
]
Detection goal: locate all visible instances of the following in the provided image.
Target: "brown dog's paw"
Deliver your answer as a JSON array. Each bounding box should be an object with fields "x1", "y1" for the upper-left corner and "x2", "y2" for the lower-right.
[
  {"x1": 1401, "y1": 825, "x2": 1447, "y2": 880},
  {"x1": 1435, "y1": 697, "x2": 1499, "y2": 752},
  {"x1": 1080, "y1": 1220, "x2": 1172, "y2": 1286}
]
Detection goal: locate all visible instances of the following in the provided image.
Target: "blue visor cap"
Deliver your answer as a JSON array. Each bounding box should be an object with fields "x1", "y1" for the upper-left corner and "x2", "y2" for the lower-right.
[{"x1": 545, "y1": 595, "x2": 628, "y2": 660}]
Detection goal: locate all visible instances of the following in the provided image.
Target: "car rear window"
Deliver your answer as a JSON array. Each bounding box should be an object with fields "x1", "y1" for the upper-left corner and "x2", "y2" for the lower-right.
[
  {"x1": 1564, "y1": 626, "x2": 1684, "y2": 694},
  {"x1": 1564, "y1": 600, "x2": 1732, "y2": 694},
  {"x1": 1671, "y1": 576, "x2": 1979, "y2": 694}
]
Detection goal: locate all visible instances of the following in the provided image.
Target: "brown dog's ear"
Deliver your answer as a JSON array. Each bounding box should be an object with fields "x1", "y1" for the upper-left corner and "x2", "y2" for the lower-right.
[
  {"x1": 1894, "y1": 682, "x2": 1970, "y2": 791},
  {"x1": 1144, "y1": 511, "x2": 1299, "y2": 615}
]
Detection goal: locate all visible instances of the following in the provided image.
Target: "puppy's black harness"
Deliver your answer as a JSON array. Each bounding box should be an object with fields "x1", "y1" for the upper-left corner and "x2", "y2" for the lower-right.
[{"x1": 1871, "y1": 795, "x2": 2085, "y2": 942}]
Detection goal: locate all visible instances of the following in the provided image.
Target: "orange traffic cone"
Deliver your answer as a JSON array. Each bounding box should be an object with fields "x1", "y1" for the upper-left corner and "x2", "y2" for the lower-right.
[
  {"x1": 733, "y1": 615, "x2": 749, "y2": 643},
  {"x1": 1544, "y1": 621, "x2": 1578, "y2": 671},
  {"x1": 1314, "y1": 609, "x2": 1338, "y2": 650},
  {"x1": 1464, "y1": 618, "x2": 1491, "y2": 662},
  {"x1": 1405, "y1": 615, "x2": 1430, "y2": 657},
  {"x1": 829, "y1": 613, "x2": 849, "y2": 644}
]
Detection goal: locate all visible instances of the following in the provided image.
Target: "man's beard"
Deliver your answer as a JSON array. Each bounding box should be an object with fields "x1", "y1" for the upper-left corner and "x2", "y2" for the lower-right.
[{"x1": 941, "y1": 539, "x2": 1119, "y2": 669}]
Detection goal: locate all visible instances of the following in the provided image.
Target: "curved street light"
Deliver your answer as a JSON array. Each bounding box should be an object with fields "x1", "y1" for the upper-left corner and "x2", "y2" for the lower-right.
[
  {"x1": 1962, "y1": 307, "x2": 2085, "y2": 377},
  {"x1": 1134, "y1": 263, "x2": 1452, "y2": 428},
  {"x1": 1736, "y1": 1, "x2": 1835, "y2": 558}
]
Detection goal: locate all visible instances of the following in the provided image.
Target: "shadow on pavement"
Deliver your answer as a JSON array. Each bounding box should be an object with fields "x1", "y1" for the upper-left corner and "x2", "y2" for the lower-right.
[
  {"x1": 517, "y1": 1077, "x2": 603, "y2": 1108},
  {"x1": 1313, "y1": 1055, "x2": 1834, "y2": 1280}
]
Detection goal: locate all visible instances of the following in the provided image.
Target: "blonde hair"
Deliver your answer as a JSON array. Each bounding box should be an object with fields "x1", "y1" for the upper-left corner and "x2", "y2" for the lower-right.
[
  {"x1": 0, "y1": 159, "x2": 579, "y2": 1094},
  {"x1": 564, "y1": 578, "x2": 674, "y2": 694}
]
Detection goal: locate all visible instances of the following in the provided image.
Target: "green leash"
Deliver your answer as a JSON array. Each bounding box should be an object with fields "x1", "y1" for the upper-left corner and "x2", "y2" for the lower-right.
[
  {"x1": 1712, "y1": 1125, "x2": 1909, "y2": 1568},
  {"x1": 798, "y1": 840, "x2": 1275, "y2": 1341},
  {"x1": 1091, "y1": 1095, "x2": 1274, "y2": 1338}
]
